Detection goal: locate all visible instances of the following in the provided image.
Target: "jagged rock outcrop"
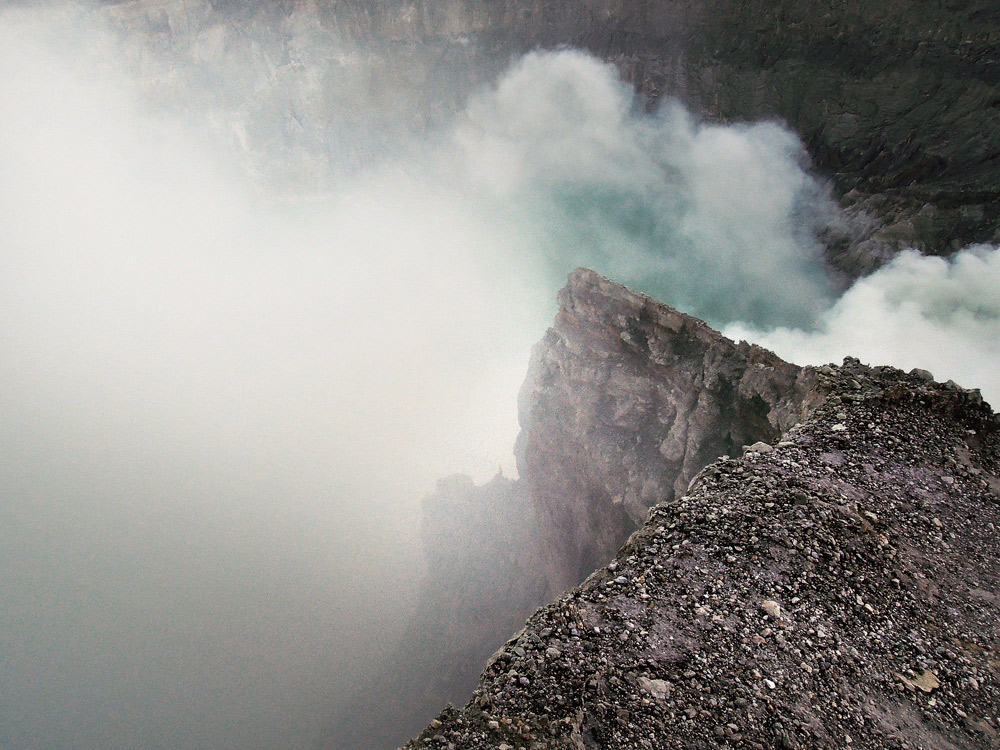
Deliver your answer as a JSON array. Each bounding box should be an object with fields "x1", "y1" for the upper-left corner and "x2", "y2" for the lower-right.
[
  {"x1": 330, "y1": 269, "x2": 827, "y2": 748},
  {"x1": 404, "y1": 359, "x2": 1000, "y2": 749},
  {"x1": 518, "y1": 269, "x2": 824, "y2": 594}
]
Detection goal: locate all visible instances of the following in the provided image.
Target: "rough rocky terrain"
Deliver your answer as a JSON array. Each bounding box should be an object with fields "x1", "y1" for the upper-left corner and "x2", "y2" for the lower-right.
[
  {"x1": 85, "y1": 3, "x2": 1000, "y2": 745},
  {"x1": 518, "y1": 269, "x2": 825, "y2": 595},
  {"x1": 404, "y1": 357, "x2": 1000, "y2": 749},
  {"x1": 331, "y1": 269, "x2": 832, "y2": 748}
]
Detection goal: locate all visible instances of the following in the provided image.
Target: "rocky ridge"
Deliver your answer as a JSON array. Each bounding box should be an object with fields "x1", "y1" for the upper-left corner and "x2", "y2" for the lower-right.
[
  {"x1": 404, "y1": 358, "x2": 1000, "y2": 749},
  {"x1": 331, "y1": 269, "x2": 823, "y2": 748},
  {"x1": 518, "y1": 269, "x2": 824, "y2": 595}
]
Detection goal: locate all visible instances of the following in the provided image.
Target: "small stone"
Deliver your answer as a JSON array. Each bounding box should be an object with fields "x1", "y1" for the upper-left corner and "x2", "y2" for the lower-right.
[
  {"x1": 761, "y1": 600, "x2": 782, "y2": 619},
  {"x1": 746, "y1": 441, "x2": 773, "y2": 453},
  {"x1": 637, "y1": 677, "x2": 672, "y2": 700},
  {"x1": 910, "y1": 368, "x2": 934, "y2": 381},
  {"x1": 546, "y1": 647, "x2": 562, "y2": 659},
  {"x1": 900, "y1": 670, "x2": 940, "y2": 693},
  {"x1": 488, "y1": 720, "x2": 500, "y2": 731}
]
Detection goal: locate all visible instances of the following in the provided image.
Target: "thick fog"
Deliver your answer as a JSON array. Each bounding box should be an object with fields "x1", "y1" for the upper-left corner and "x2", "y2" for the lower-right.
[
  {"x1": 726, "y1": 245, "x2": 1000, "y2": 405},
  {"x1": 1, "y1": 2, "x2": 996, "y2": 750}
]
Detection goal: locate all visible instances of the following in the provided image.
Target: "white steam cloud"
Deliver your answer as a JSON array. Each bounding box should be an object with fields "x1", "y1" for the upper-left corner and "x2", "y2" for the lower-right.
[
  {"x1": 1, "y1": 2, "x2": 994, "y2": 750},
  {"x1": 454, "y1": 50, "x2": 836, "y2": 328},
  {"x1": 727, "y1": 245, "x2": 1000, "y2": 405}
]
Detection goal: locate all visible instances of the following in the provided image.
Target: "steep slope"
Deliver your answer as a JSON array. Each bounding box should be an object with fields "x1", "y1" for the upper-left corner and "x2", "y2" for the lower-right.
[
  {"x1": 518, "y1": 269, "x2": 823, "y2": 594},
  {"x1": 329, "y1": 269, "x2": 826, "y2": 748},
  {"x1": 405, "y1": 359, "x2": 1000, "y2": 749},
  {"x1": 327, "y1": 475, "x2": 548, "y2": 750}
]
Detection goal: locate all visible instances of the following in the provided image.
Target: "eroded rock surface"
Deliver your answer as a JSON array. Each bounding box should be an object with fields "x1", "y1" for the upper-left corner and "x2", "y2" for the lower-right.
[
  {"x1": 518, "y1": 268, "x2": 823, "y2": 594},
  {"x1": 405, "y1": 360, "x2": 1000, "y2": 749},
  {"x1": 333, "y1": 269, "x2": 826, "y2": 747}
]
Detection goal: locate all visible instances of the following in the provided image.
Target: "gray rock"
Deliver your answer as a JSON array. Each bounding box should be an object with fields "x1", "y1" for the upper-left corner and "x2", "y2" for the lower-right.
[
  {"x1": 404, "y1": 281, "x2": 1000, "y2": 750},
  {"x1": 637, "y1": 677, "x2": 672, "y2": 701}
]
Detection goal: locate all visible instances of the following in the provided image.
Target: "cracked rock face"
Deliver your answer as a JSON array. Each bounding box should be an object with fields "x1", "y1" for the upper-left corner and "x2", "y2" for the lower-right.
[
  {"x1": 331, "y1": 269, "x2": 828, "y2": 748},
  {"x1": 517, "y1": 268, "x2": 823, "y2": 594},
  {"x1": 405, "y1": 357, "x2": 1000, "y2": 750}
]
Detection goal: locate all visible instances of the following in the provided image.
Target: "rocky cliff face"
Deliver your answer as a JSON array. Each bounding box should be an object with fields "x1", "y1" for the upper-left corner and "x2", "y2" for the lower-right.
[
  {"x1": 89, "y1": 3, "x2": 1000, "y2": 744},
  {"x1": 404, "y1": 354, "x2": 1000, "y2": 750},
  {"x1": 330, "y1": 270, "x2": 834, "y2": 747},
  {"x1": 518, "y1": 269, "x2": 824, "y2": 594},
  {"x1": 103, "y1": 0, "x2": 1000, "y2": 269},
  {"x1": 572, "y1": 0, "x2": 1000, "y2": 268}
]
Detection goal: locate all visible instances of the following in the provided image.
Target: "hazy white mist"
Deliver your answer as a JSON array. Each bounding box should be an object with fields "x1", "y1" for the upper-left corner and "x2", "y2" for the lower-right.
[
  {"x1": 0, "y1": 2, "x2": 995, "y2": 750},
  {"x1": 726, "y1": 245, "x2": 1000, "y2": 404}
]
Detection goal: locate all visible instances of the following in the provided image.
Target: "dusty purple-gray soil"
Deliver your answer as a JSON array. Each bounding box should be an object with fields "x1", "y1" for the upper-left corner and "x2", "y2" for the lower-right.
[{"x1": 404, "y1": 359, "x2": 1000, "y2": 749}]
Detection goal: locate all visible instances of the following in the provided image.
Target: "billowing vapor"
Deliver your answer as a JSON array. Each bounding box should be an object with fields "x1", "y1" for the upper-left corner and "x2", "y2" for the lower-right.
[
  {"x1": 0, "y1": 6, "x2": 542, "y2": 750},
  {"x1": 726, "y1": 245, "x2": 1000, "y2": 406},
  {"x1": 0, "y1": 2, "x2": 993, "y2": 750},
  {"x1": 453, "y1": 50, "x2": 837, "y2": 328}
]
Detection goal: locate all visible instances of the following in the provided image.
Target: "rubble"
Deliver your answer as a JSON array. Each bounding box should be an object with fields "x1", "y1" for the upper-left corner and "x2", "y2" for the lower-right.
[{"x1": 405, "y1": 358, "x2": 1000, "y2": 749}]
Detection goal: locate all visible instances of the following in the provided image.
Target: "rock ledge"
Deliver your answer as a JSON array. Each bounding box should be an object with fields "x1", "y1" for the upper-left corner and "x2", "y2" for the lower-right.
[{"x1": 405, "y1": 351, "x2": 1000, "y2": 749}]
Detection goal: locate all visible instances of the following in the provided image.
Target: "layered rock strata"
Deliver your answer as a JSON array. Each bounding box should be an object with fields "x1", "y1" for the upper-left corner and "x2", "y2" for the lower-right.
[
  {"x1": 405, "y1": 359, "x2": 1000, "y2": 749},
  {"x1": 518, "y1": 268, "x2": 824, "y2": 594},
  {"x1": 104, "y1": 0, "x2": 1000, "y2": 266}
]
